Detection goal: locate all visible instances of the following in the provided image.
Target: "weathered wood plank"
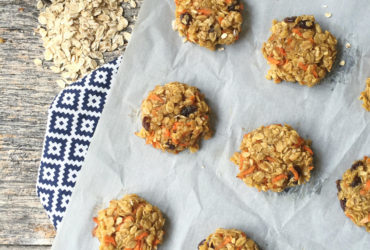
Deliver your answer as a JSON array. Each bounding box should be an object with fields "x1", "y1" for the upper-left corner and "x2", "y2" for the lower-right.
[
  {"x1": 0, "y1": 246, "x2": 50, "y2": 250},
  {"x1": 0, "y1": 0, "x2": 141, "y2": 246}
]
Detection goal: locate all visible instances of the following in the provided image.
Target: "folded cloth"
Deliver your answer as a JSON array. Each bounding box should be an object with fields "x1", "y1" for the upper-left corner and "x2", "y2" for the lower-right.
[{"x1": 36, "y1": 56, "x2": 123, "y2": 229}]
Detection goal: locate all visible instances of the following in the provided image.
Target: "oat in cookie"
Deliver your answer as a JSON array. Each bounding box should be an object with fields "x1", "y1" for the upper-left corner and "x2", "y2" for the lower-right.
[
  {"x1": 336, "y1": 157, "x2": 370, "y2": 232},
  {"x1": 262, "y1": 15, "x2": 337, "y2": 87},
  {"x1": 198, "y1": 228, "x2": 259, "y2": 250},
  {"x1": 173, "y1": 0, "x2": 243, "y2": 50},
  {"x1": 359, "y1": 78, "x2": 370, "y2": 111},
  {"x1": 230, "y1": 124, "x2": 314, "y2": 192},
  {"x1": 93, "y1": 194, "x2": 165, "y2": 249},
  {"x1": 135, "y1": 82, "x2": 212, "y2": 153}
]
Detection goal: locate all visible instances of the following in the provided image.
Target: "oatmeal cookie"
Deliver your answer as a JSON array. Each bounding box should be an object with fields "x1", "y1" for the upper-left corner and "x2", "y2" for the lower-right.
[
  {"x1": 198, "y1": 228, "x2": 259, "y2": 250},
  {"x1": 92, "y1": 194, "x2": 165, "y2": 250},
  {"x1": 359, "y1": 78, "x2": 370, "y2": 111},
  {"x1": 230, "y1": 124, "x2": 314, "y2": 192},
  {"x1": 336, "y1": 157, "x2": 370, "y2": 232},
  {"x1": 262, "y1": 15, "x2": 337, "y2": 87},
  {"x1": 135, "y1": 82, "x2": 212, "y2": 153},
  {"x1": 174, "y1": 0, "x2": 243, "y2": 50}
]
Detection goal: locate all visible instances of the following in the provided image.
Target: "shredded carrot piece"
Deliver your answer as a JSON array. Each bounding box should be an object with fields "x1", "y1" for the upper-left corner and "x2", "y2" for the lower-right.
[
  {"x1": 148, "y1": 94, "x2": 164, "y2": 103},
  {"x1": 308, "y1": 166, "x2": 314, "y2": 171},
  {"x1": 292, "y1": 28, "x2": 303, "y2": 37},
  {"x1": 266, "y1": 156, "x2": 275, "y2": 162},
  {"x1": 272, "y1": 174, "x2": 288, "y2": 183},
  {"x1": 294, "y1": 137, "x2": 304, "y2": 147},
  {"x1": 133, "y1": 240, "x2": 142, "y2": 250},
  {"x1": 279, "y1": 47, "x2": 286, "y2": 56},
  {"x1": 361, "y1": 180, "x2": 370, "y2": 195},
  {"x1": 346, "y1": 213, "x2": 354, "y2": 221},
  {"x1": 92, "y1": 226, "x2": 97, "y2": 237},
  {"x1": 287, "y1": 37, "x2": 293, "y2": 45},
  {"x1": 190, "y1": 95, "x2": 196, "y2": 103},
  {"x1": 93, "y1": 217, "x2": 99, "y2": 224},
  {"x1": 240, "y1": 3, "x2": 244, "y2": 10},
  {"x1": 135, "y1": 232, "x2": 149, "y2": 241},
  {"x1": 216, "y1": 236, "x2": 232, "y2": 250},
  {"x1": 312, "y1": 68, "x2": 318, "y2": 78},
  {"x1": 365, "y1": 180, "x2": 370, "y2": 189},
  {"x1": 267, "y1": 56, "x2": 282, "y2": 65},
  {"x1": 218, "y1": 16, "x2": 224, "y2": 24},
  {"x1": 303, "y1": 145, "x2": 314, "y2": 155},
  {"x1": 239, "y1": 154, "x2": 244, "y2": 170},
  {"x1": 237, "y1": 166, "x2": 256, "y2": 178},
  {"x1": 225, "y1": 0, "x2": 232, "y2": 3},
  {"x1": 172, "y1": 122, "x2": 181, "y2": 131},
  {"x1": 309, "y1": 37, "x2": 315, "y2": 44},
  {"x1": 288, "y1": 167, "x2": 299, "y2": 181},
  {"x1": 164, "y1": 128, "x2": 170, "y2": 138},
  {"x1": 298, "y1": 62, "x2": 308, "y2": 71},
  {"x1": 104, "y1": 235, "x2": 117, "y2": 246},
  {"x1": 197, "y1": 8, "x2": 212, "y2": 15},
  {"x1": 124, "y1": 248, "x2": 134, "y2": 250},
  {"x1": 153, "y1": 239, "x2": 161, "y2": 246}
]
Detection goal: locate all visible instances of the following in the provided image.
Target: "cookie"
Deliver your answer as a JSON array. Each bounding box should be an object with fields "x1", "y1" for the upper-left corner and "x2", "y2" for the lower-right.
[
  {"x1": 198, "y1": 228, "x2": 259, "y2": 250},
  {"x1": 135, "y1": 82, "x2": 212, "y2": 153},
  {"x1": 262, "y1": 15, "x2": 337, "y2": 87},
  {"x1": 336, "y1": 157, "x2": 370, "y2": 232},
  {"x1": 173, "y1": 0, "x2": 243, "y2": 50},
  {"x1": 92, "y1": 194, "x2": 165, "y2": 250},
  {"x1": 359, "y1": 78, "x2": 370, "y2": 111},
  {"x1": 230, "y1": 124, "x2": 314, "y2": 192}
]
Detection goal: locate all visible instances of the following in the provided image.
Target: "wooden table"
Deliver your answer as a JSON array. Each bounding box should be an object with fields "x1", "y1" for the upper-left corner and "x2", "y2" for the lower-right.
[{"x1": 0, "y1": 1, "x2": 141, "y2": 248}]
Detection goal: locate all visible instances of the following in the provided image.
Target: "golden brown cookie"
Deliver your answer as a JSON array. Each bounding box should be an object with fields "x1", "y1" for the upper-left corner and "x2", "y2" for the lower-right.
[
  {"x1": 92, "y1": 194, "x2": 165, "y2": 250},
  {"x1": 135, "y1": 82, "x2": 212, "y2": 153},
  {"x1": 359, "y1": 78, "x2": 370, "y2": 111},
  {"x1": 230, "y1": 124, "x2": 314, "y2": 192},
  {"x1": 262, "y1": 15, "x2": 337, "y2": 87},
  {"x1": 173, "y1": 0, "x2": 243, "y2": 50},
  {"x1": 336, "y1": 157, "x2": 370, "y2": 232},
  {"x1": 198, "y1": 228, "x2": 259, "y2": 250}
]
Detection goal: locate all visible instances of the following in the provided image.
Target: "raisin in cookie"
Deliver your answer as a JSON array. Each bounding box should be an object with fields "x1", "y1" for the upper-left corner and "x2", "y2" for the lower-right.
[
  {"x1": 92, "y1": 194, "x2": 165, "y2": 250},
  {"x1": 262, "y1": 15, "x2": 337, "y2": 87},
  {"x1": 173, "y1": 0, "x2": 243, "y2": 50},
  {"x1": 359, "y1": 78, "x2": 370, "y2": 111},
  {"x1": 136, "y1": 82, "x2": 212, "y2": 153},
  {"x1": 198, "y1": 228, "x2": 259, "y2": 250},
  {"x1": 230, "y1": 124, "x2": 314, "y2": 192},
  {"x1": 336, "y1": 157, "x2": 370, "y2": 232}
]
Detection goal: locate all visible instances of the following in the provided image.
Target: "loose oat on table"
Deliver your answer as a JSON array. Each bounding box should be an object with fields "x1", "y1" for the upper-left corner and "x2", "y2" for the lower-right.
[
  {"x1": 36, "y1": 0, "x2": 129, "y2": 84},
  {"x1": 262, "y1": 15, "x2": 337, "y2": 87},
  {"x1": 93, "y1": 194, "x2": 165, "y2": 249},
  {"x1": 336, "y1": 157, "x2": 370, "y2": 232},
  {"x1": 135, "y1": 82, "x2": 212, "y2": 153},
  {"x1": 173, "y1": 0, "x2": 243, "y2": 50},
  {"x1": 359, "y1": 78, "x2": 370, "y2": 111},
  {"x1": 198, "y1": 228, "x2": 259, "y2": 250},
  {"x1": 230, "y1": 124, "x2": 314, "y2": 192}
]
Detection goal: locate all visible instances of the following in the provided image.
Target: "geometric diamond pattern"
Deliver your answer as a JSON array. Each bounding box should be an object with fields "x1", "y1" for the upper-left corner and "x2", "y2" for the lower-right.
[{"x1": 36, "y1": 56, "x2": 122, "y2": 229}]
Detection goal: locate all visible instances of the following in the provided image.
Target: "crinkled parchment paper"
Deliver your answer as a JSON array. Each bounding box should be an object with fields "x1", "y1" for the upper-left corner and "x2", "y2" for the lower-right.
[{"x1": 51, "y1": 0, "x2": 370, "y2": 249}]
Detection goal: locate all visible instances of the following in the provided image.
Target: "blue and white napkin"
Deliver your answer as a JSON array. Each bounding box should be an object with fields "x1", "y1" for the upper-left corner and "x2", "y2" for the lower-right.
[{"x1": 36, "y1": 56, "x2": 123, "y2": 229}]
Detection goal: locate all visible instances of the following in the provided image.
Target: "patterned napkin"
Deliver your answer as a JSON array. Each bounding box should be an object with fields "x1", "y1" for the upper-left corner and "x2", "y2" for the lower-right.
[{"x1": 36, "y1": 56, "x2": 123, "y2": 229}]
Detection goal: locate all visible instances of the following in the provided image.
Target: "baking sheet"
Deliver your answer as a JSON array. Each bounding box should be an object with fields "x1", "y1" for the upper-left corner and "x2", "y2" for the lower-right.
[{"x1": 51, "y1": 0, "x2": 370, "y2": 249}]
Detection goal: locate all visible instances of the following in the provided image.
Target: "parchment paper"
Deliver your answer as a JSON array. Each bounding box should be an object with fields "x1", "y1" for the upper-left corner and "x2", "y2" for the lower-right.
[{"x1": 51, "y1": 0, "x2": 370, "y2": 249}]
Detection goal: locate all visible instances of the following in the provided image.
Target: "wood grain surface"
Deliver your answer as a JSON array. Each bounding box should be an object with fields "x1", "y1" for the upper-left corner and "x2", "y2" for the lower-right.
[{"x1": 0, "y1": 0, "x2": 141, "y2": 248}]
